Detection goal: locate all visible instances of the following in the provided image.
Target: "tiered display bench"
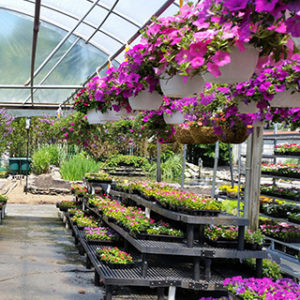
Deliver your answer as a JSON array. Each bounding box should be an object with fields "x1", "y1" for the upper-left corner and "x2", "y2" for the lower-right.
[{"x1": 60, "y1": 180, "x2": 268, "y2": 299}]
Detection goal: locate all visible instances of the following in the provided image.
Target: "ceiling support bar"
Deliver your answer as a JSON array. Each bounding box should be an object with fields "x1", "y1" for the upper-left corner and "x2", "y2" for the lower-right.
[
  {"x1": 29, "y1": 0, "x2": 41, "y2": 104},
  {"x1": 24, "y1": 0, "x2": 102, "y2": 86},
  {"x1": 86, "y1": 0, "x2": 120, "y2": 43},
  {"x1": 0, "y1": 85, "x2": 82, "y2": 89},
  {"x1": 63, "y1": 0, "x2": 176, "y2": 105},
  {"x1": 23, "y1": 37, "x2": 81, "y2": 104}
]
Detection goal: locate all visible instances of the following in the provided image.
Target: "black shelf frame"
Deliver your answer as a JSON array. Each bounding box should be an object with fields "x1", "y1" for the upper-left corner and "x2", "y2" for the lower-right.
[
  {"x1": 261, "y1": 173, "x2": 300, "y2": 181},
  {"x1": 67, "y1": 217, "x2": 230, "y2": 300},
  {"x1": 109, "y1": 190, "x2": 249, "y2": 249}
]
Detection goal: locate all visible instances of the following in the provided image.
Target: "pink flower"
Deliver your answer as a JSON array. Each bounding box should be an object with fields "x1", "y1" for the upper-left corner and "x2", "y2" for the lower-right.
[
  {"x1": 211, "y1": 51, "x2": 231, "y2": 67},
  {"x1": 64, "y1": 132, "x2": 68, "y2": 137},
  {"x1": 255, "y1": 0, "x2": 279, "y2": 13},
  {"x1": 189, "y1": 42, "x2": 207, "y2": 58},
  {"x1": 223, "y1": 0, "x2": 248, "y2": 11},
  {"x1": 69, "y1": 128, "x2": 74, "y2": 132},
  {"x1": 207, "y1": 63, "x2": 221, "y2": 77},
  {"x1": 286, "y1": 14, "x2": 300, "y2": 37},
  {"x1": 190, "y1": 57, "x2": 205, "y2": 68}
]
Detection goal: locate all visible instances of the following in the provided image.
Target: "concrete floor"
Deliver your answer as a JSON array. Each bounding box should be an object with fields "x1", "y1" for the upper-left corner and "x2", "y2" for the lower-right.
[{"x1": 0, "y1": 204, "x2": 104, "y2": 300}]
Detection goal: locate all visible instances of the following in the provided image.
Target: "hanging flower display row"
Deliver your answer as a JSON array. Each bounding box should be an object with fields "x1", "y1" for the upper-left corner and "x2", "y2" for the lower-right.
[{"x1": 73, "y1": 0, "x2": 299, "y2": 137}]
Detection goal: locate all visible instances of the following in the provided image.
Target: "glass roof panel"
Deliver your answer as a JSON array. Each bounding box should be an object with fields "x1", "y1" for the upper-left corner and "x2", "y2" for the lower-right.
[
  {"x1": 0, "y1": 8, "x2": 107, "y2": 104},
  {"x1": 0, "y1": 0, "x2": 179, "y2": 106}
]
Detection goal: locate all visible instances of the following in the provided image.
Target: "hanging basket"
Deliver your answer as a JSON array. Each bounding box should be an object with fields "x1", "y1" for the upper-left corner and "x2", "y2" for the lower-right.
[
  {"x1": 190, "y1": 126, "x2": 218, "y2": 144},
  {"x1": 163, "y1": 111, "x2": 185, "y2": 125},
  {"x1": 270, "y1": 90, "x2": 300, "y2": 108},
  {"x1": 175, "y1": 127, "x2": 195, "y2": 144},
  {"x1": 128, "y1": 90, "x2": 163, "y2": 111},
  {"x1": 86, "y1": 106, "x2": 125, "y2": 124},
  {"x1": 86, "y1": 109, "x2": 106, "y2": 124},
  {"x1": 159, "y1": 73, "x2": 205, "y2": 97},
  {"x1": 202, "y1": 45, "x2": 259, "y2": 84},
  {"x1": 219, "y1": 125, "x2": 249, "y2": 144},
  {"x1": 237, "y1": 101, "x2": 259, "y2": 114}
]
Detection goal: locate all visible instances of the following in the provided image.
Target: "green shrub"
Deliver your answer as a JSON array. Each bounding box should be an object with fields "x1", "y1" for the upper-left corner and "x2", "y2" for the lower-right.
[
  {"x1": 149, "y1": 154, "x2": 182, "y2": 181},
  {"x1": 104, "y1": 154, "x2": 150, "y2": 169},
  {"x1": 32, "y1": 150, "x2": 51, "y2": 174},
  {"x1": 32, "y1": 145, "x2": 60, "y2": 175},
  {"x1": 46, "y1": 145, "x2": 60, "y2": 166},
  {"x1": 60, "y1": 154, "x2": 99, "y2": 181}
]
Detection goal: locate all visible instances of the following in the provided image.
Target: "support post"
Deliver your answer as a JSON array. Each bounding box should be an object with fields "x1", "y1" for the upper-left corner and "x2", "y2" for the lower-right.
[
  {"x1": 211, "y1": 141, "x2": 219, "y2": 197},
  {"x1": 94, "y1": 271, "x2": 100, "y2": 286},
  {"x1": 187, "y1": 224, "x2": 194, "y2": 248},
  {"x1": 193, "y1": 257, "x2": 200, "y2": 281},
  {"x1": 156, "y1": 140, "x2": 161, "y2": 182},
  {"x1": 157, "y1": 287, "x2": 165, "y2": 300},
  {"x1": 256, "y1": 258, "x2": 263, "y2": 278},
  {"x1": 228, "y1": 144, "x2": 234, "y2": 188},
  {"x1": 105, "y1": 285, "x2": 113, "y2": 300},
  {"x1": 168, "y1": 286, "x2": 176, "y2": 300},
  {"x1": 237, "y1": 144, "x2": 242, "y2": 217},
  {"x1": 244, "y1": 123, "x2": 264, "y2": 230},
  {"x1": 181, "y1": 144, "x2": 187, "y2": 189}
]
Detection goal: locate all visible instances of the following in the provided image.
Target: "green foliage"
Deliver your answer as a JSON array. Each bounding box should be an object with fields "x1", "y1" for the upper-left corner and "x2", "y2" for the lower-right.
[
  {"x1": 0, "y1": 170, "x2": 9, "y2": 178},
  {"x1": 0, "y1": 194, "x2": 8, "y2": 202},
  {"x1": 186, "y1": 142, "x2": 230, "y2": 167},
  {"x1": 149, "y1": 154, "x2": 182, "y2": 181},
  {"x1": 60, "y1": 154, "x2": 100, "y2": 181},
  {"x1": 104, "y1": 154, "x2": 150, "y2": 169},
  {"x1": 221, "y1": 200, "x2": 244, "y2": 216},
  {"x1": 244, "y1": 259, "x2": 282, "y2": 280},
  {"x1": 32, "y1": 145, "x2": 60, "y2": 175}
]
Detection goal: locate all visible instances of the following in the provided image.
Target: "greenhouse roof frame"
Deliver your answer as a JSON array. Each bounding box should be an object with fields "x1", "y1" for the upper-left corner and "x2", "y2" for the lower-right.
[{"x1": 0, "y1": 0, "x2": 179, "y2": 112}]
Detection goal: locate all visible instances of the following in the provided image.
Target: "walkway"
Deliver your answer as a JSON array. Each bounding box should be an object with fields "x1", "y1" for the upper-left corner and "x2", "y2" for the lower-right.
[{"x1": 0, "y1": 204, "x2": 103, "y2": 300}]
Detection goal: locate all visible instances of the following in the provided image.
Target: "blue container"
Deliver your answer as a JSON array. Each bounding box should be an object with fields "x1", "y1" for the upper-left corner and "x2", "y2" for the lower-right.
[
  {"x1": 8, "y1": 158, "x2": 20, "y2": 174},
  {"x1": 20, "y1": 158, "x2": 32, "y2": 174}
]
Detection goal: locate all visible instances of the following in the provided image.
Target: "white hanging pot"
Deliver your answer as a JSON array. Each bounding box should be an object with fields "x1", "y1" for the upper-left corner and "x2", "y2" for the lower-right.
[
  {"x1": 102, "y1": 108, "x2": 123, "y2": 122},
  {"x1": 163, "y1": 111, "x2": 185, "y2": 124},
  {"x1": 270, "y1": 90, "x2": 300, "y2": 108},
  {"x1": 237, "y1": 101, "x2": 258, "y2": 114},
  {"x1": 129, "y1": 90, "x2": 163, "y2": 110},
  {"x1": 87, "y1": 109, "x2": 105, "y2": 124},
  {"x1": 292, "y1": 37, "x2": 300, "y2": 48},
  {"x1": 202, "y1": 45, "x2": 259, "y2": 84},
  {"x1": 159, "y1": 73, "x2": 205, "y2": 97}
]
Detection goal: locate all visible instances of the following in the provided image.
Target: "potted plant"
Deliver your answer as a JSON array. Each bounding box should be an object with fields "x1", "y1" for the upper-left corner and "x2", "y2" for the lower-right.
[
  {"x1": 71, "y1": 214, "x2": 98, "y2": 229},
  {"x1": 85, "y1": 171, "x2": 113, "y2": 183},
  {"x1": 288, "y1": 212, "x2": 300, "y2": 225},
  {"x1": 73, "y1": 73, "x2": 131, "y2": 124},
  {"x1": 58, "y1": 200, "x2": 79, "y2": 212},
  {"x1": 188, "y1": 120, "x2": 218, "y2": 144},
  {"x1": 71, "y1": 184, "x2": 88, "y2": 197},
  {"x1": 174, "y1": 123, "x2": 195, "y2": 144},
  {"x1": 116, "y1": 45, "x2": 163, "y2": 111},
  {"x1": 96, "y1": 247, "x2": 134, "y2": 269},
  {"x1": 274, "y1": 143, "x2": 300, "y2": 156},
  {"x1": 84, "y1": 227, "x2": 120, "y2": 244},
  {"x1": 139, "y1": 111, "x2": 176, "y2": 144}
]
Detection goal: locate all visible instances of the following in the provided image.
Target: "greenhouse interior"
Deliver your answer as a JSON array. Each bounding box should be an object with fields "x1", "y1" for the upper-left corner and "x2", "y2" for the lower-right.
[{"x1": 0, "y1": 0, "x2": 299, "y2": 299}]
